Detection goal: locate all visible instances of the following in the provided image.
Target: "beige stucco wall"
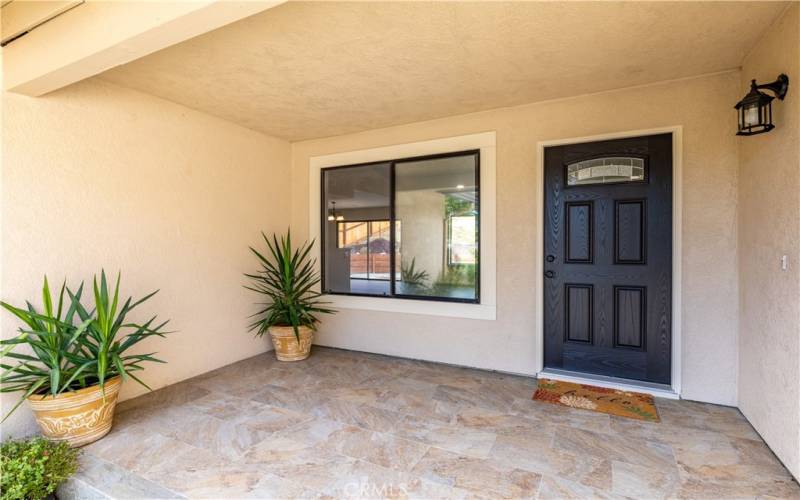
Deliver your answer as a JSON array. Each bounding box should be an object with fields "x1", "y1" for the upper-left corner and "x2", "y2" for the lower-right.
[
  {"x1": 737, "y1": 4, "x2": 800, "y2": 480},
  {"x1": 292, "y1": 71, "x2": 741, "y2": 406},
  {"x1": 396, "y1": 190, "x2": 446, "y2": 282},
  {"x1": 1, "y1": 78, "x2": 289, "y2": 438}
]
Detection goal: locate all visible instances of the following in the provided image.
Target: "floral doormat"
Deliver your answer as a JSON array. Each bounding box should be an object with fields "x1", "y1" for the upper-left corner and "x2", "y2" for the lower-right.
[{"x1": 533, "y1": 379, "x2": 660, "y2": 422}]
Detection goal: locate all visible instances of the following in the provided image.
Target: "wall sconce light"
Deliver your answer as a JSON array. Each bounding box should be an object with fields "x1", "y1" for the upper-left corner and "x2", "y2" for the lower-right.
[
  {"x1": 735, "y1": 74, "x2": 789, "y2": 136},
  {"x1": 327, "y1": 201, "x2": 344, "y2": 221}
]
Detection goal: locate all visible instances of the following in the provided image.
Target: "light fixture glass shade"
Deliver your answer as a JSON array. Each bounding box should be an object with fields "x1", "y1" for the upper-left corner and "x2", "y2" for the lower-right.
[
  {"x1": 734, "y1": 77, "x2": 787, "y2": 136},
  {"x1": 327, "y1": 214, "x2": 335, "y2": 221},
  {"x1": 743, "y1": 104, "x2": 759, "y2": 127}
]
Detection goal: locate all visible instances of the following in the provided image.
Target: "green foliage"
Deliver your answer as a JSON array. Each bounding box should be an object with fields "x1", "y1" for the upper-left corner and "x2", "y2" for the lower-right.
[
  {"x1": 0, "y1": 272, "x2": 170, "y2": 421},
  {"x1": 400, "y1": 258, "x2": 430, "y2": 287},
  {"x1": 444, "y1": 195, "x2": 474, "y2": 218},
  {"x1": 245, "y1": 230, "x2": 335, "y2": 343},
  {"x1": 0, "y1": 437, "x2": 79, "y2": 500},
  {"x1": 67, "y1": 271, "x2": 169, "y2": 393},
  {"x1": 432, "y1": 264, "x2": 476, "y2": 289}
]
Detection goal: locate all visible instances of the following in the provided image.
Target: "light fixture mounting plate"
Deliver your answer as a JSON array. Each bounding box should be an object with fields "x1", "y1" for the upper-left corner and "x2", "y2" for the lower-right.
[{"x1": 758, "y1": 73, "x2": 789, "y2": 100}]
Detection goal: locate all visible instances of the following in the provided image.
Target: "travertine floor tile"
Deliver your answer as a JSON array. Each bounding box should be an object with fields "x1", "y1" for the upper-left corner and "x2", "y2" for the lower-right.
[
  {"x1": 319, "y1": 424, "x2": 431, "y2": 472},
  {"x1": 147, "y1": 462, "x2": 321, "y2": 499},
  {"x1": 611, "y1": 460, "x2": 680, "y2": 499},
  {"x1": 553, "y1": 426, "x2": 678, "y2": 470},
  {"x1": 61, "y1": 452, "x2": 183, "y2": 499},
  {"x1": 675, "y1": 464, "x2": 800, "y2": 499},
  {"x1": 398, "y1": 417, "x2": 497, "y2": 458},
  {"x1": 490, "y1": 435, "x2": 610, "y2": 490},
  {"x1": 374, "y1": 388, "x2": 453, "y2": 423},
  {"x1": 185, "y1": 389, "x2": 271, "y2": 419},
  {"x1": 432, "y1": 384, "x2": 516, "y2": 413},
  {"x1": 156, "y1": 410, "x2": 277, "y2": 461},
  {"x1": 246, "y1": 382, "x2": 331, "y2": 412},
  {"x1": 411, "y1": 447, "x2": 541, "y2": 499},
  {"x1": 510, "y1": 395, "x2": 613, "y2": 434},
  {"x1": 65, "y1": 347, "x2": 798, "y2": 500},
  {"x1": 115, "y1": 380, "x2": 210, "y2": 414},
  {"x1": 312, "y1": 400, "x2": 404, "y2": 434},
  {"x1": 657, "y1": 398, "x2": 761, "y2": 441},
  {"x1": 536, "y1": 474, "x2": 615, "y2": 499}
]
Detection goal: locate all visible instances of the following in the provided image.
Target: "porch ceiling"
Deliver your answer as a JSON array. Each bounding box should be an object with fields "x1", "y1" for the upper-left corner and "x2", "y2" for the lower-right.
[{"x1": 97, "y1": 1, "x2": 788, "y2": 141}]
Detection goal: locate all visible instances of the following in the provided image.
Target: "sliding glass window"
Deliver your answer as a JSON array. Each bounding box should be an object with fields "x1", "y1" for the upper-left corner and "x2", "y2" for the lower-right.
[{"x1": 321, "y1": 151, "x2": 479, "y2": 303}]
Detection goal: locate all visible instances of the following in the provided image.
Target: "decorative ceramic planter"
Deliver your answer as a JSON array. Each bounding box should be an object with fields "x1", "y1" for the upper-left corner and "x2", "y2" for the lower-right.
[
  {"x1": 269, "y1": 325, "x2": 313, "y2": 361},
  {"x1": 27, "y1": 377, "x2": 122, "y2": 447}
]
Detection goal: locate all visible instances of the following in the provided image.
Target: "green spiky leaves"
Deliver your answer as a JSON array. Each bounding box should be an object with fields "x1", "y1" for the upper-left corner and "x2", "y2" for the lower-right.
[
  {"x1": 245, "y1": 230, "x2": 335, "y2": 343},
  {"x1": 0, "y1": 271, "x2": 170, "y2": 421}
]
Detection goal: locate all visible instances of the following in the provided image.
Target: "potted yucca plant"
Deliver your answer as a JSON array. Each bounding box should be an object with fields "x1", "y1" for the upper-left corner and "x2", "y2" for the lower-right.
[
  {"x1": 245, "y1": 230, "x2": 334, "y2": 361},
  {"x1": 0, "y1": 271, "x2": 169, "y2": 447}
]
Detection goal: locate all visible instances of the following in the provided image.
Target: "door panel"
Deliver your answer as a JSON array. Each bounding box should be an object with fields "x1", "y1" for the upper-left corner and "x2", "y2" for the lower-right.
[
  {"x1": 614, "y1": 286, "x2": 645, "y2": 348},
  {"x1": 543, "y1": 134, "x2": 672, "y2": 384},
  {"x1": 565, "y1": 284, "x2": 593, "y2": 343},
  {"x1": 565, "y1": 202, "x2": 593, "y2": 263},
  {"x1": 615, "y1": 200, "x2": 645, "y2": 264}
]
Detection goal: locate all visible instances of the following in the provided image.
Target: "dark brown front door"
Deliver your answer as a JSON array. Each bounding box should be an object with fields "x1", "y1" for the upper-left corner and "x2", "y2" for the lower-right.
[{"x1": 543, "y1": 133, "x2": 672, "y2": 385}]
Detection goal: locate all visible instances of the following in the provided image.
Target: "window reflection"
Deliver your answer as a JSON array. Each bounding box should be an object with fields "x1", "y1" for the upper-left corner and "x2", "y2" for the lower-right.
[
  {"x1": 321, "y1": 152, "x2": 479, "y2": 303},
  {"x1": 322, "y1": 163, "x2": 391, "y2": 296},
  {"x1": 395, "y1": 154, "x2": 479, "y2": 301}
]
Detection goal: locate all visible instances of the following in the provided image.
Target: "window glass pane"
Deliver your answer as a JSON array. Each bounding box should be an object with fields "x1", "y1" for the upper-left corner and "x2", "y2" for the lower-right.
[
  {"x1": 338, "y1": 221, "x2": 367, "y2": 249},
  {"x1": 395, "y1": 154, "x2": 478, "y2": 301},
  {"x1": 367, "y1": 220, "x2": 391, "y2": 281},
  {"x1": 323, "y1": 163, "x2": 391, "y2": 296},
  {"x1": 566, "y1": 157, "x2": 645, "y2": 186},
  {"x1": 448, "y1": 215, "x2": 477, "y2": 265}
]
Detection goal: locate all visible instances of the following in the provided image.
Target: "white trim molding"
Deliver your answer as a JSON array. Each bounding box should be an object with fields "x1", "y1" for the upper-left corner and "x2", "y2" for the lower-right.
[
  {"x1": 308, "y1": 131, "x2": 497, "y2": 320},
  {"x1": 534, "y1": 126, "x2": 683, "y2": 397}
]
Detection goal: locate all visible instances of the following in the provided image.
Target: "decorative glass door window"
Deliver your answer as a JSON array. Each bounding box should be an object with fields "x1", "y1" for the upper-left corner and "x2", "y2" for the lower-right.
[
  {"x1": 321, "y1": 151, "x2": 479, "y2": 303},
  {"x1": 566, "y1": 157, "x2": 645, "y2": 186}
]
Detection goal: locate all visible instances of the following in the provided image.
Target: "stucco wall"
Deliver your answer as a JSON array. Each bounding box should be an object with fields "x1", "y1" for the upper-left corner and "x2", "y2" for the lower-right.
[
  {"x1": 291, "y1": 71, "x2": 741, "y2": 405},
  {"x1": 396, "y1": 190, "x2": 446, "y2": 282},
  {"x1": 737, "y1": 4, "x2": 800, "y2": 480},
  {"x1": 1, "y1": 78, "x2": 290, "y2": 438}
]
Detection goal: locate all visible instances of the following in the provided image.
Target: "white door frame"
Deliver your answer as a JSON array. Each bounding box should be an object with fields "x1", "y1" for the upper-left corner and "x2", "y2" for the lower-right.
[{"x1": 534, "y1": 126, "x2": 683, "y2": 398}]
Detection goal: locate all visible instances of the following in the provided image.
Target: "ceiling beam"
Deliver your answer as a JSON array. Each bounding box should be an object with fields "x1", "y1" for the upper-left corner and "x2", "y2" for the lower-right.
[{"x1": 2, "y1": 0, "x2": 285, "y2": 96}]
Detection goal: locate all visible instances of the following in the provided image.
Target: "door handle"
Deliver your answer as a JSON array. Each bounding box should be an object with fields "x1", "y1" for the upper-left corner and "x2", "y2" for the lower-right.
[
  {"x1": 546, "y1": 255, "x2": 556, "y2": 263},
  {"x1": 544, "y1": 270, "x2": 556, "y2": 279}
]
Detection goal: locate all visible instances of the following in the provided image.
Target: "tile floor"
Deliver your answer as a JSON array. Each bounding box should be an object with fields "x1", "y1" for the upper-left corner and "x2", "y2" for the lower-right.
[{"x1": 67, "y1": 347, "x2": 799, "y2": 499}]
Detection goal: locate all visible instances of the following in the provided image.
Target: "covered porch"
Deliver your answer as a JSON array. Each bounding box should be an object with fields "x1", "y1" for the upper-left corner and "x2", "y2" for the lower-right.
[{"x1": 2, "y1": 1, "x2": 799, "y2": 499}]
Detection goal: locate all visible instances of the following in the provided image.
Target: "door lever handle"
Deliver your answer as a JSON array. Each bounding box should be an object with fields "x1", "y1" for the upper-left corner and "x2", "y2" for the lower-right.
[{"x1": 544, "y1": 270, "x2": 556, "y2": 279}]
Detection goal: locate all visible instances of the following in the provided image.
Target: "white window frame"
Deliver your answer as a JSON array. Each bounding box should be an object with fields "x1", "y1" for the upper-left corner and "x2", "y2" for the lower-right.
[{"x1": 309, "y1": 131, "x2": 496, "y2": 320}]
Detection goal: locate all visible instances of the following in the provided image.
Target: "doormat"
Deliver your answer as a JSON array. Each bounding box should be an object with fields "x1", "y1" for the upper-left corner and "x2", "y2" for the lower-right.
[{"x1": 533, "y1": 379, "x2": 659, "y2": 422}]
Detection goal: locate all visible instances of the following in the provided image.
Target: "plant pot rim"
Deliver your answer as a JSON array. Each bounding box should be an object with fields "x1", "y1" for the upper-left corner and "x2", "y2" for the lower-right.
[
  {"x1": 27, "y1": 376, "x2": 122, "y2": 402},
  {"x1": 268, "y1": 325, "x2": 314, "y2": 332}
]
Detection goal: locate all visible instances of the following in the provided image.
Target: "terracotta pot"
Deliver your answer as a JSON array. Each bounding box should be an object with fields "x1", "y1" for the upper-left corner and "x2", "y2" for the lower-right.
[
  {"x1": 27, "y1": 377, "x2": 122, "y2": 447},
  {"x1": 269, "y1": 325, "x2": 313, "y2": 361}
]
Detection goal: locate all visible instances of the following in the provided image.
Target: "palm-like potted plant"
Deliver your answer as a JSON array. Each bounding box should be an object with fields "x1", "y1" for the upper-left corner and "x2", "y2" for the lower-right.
[
  {"x1": 245, "y1": 230, "x2": 334, "y2": 361},
  {"x1": 0, "y1": 271, "x2": 169, "y2": 447}
]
